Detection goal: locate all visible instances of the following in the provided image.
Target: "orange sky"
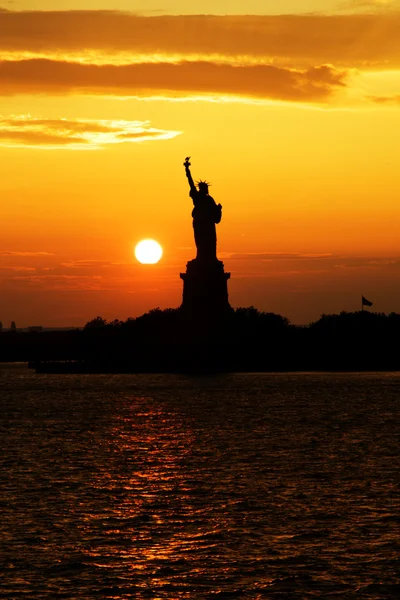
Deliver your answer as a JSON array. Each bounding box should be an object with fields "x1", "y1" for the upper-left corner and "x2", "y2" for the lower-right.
[{"x1": 1, "y1": 1, "x2": 400, "y2": 326}]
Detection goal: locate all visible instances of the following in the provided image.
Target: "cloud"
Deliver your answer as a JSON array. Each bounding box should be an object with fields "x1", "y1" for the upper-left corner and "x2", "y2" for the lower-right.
[
  {"x1": 226, "y1": 252, "x2": 334, "y2": 260},
  {"x1": 224, "y1": 252, "x2": 400, "y2": 274},
  {"x1": 0, "y1": 266, "x2": 36, "y2": 271},
  {"x1": 60, "y1": 260, "x2": 132, "y2": 268},
  {"x1": 2, "y1": 253, "x2": 400, "y2": 299},
  {"x1": 0, "y1": 115, "x2": 181, "y2": 149},
  {"x1": 1, "y1": 274, "x2": 107, "y2": 291},
  {"x1": 1, "y1": 272, "x2": 158, "y2": 292},
  {"x1": 0, "y1": 250, "x2": 54, "y2": 256},
  {"x1": 340, "y1": 0, "x2": 399, "y2": 11},
  {"x1": 332, "y1": 257, "x2": 400, "y2": 268},
  {"x1": 0, "y1": 11, "x2": 400, "y2": 67},
  {"x1": 5, "y1": 10, "x2": 400, "y2": 104},
  {"x1": 0, "y1": 59, "x2": 347, "y2": 102},
  {"x1": 368, "y1": 94, "x2": 400, "y2": 103}
]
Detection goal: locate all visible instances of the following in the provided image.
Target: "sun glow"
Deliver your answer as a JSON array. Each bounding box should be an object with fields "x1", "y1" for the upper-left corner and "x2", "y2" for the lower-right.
[{"x1": 134, "y1": 239, "x2": 163, "y2": 264}]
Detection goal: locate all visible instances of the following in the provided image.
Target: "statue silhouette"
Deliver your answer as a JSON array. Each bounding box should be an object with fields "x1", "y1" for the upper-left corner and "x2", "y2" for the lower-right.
[{"x1": 184, "y1": 157, "x2": 222, "y2": 261}]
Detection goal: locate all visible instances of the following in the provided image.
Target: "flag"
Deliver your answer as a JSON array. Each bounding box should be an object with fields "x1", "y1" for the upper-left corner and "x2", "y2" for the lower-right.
[{"x1": 362, "y1": 296, "x2": 373, "y2": 307}]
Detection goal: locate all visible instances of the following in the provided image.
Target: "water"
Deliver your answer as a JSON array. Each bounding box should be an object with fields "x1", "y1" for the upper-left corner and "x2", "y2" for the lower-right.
[{"x1": 1, "y1": 366, "x2": 399, "y2": 599}]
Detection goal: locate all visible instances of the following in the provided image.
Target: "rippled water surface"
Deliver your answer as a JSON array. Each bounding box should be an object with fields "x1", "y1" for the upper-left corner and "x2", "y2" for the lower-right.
[{"x1": 1, "y1": 366, "x2": 399, "y2": 599}]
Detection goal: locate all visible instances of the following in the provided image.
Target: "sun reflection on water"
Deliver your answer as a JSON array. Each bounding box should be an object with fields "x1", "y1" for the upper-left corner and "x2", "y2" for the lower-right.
[{"x1": 1, "y1": 371, "x2": 399, "y2": 598}]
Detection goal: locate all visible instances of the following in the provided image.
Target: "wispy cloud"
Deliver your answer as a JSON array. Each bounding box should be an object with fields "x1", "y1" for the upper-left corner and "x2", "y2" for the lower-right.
[
  {"x1": 0, "y1": 266, "x2": 36, "y2": 271},
  {"x1": 224, "y1": 252, "x2": 400, "y2": 274},
  {"x1": 2, "y1": 253, "x2": 400, "y2": 298},
  {"x1": 0, "y1": 250, "x2": 54, "y2": 256},
  {"x1": 339, "y1": 0, "x2": 399, "y2": 11},
  {"x1": 0, "y1": 115, "x2": 181, "y2": 149},
  {"x1": 225, "y1": 252, "x2": 335, "y2": 260},
  {"x1": 368, "y1": 94, "x2": 400, "y2": 103},
  {"x1": 61, "y1": 260, "x2": 133, "y2": 269},
  {"x1": 1, "y1": 274, "x2": 107, "y2": 291}
]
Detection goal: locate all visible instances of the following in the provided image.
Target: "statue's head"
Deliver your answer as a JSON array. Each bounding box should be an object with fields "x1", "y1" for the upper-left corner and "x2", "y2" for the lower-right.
[{"x1": 197, "y1": 180, "x2": 210, "y2": 194}]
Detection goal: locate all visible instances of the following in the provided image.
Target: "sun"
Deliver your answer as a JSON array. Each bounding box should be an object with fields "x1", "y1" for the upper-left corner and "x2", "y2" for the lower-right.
[{"x1": 134, "y1": 239, "x2": 163, "y2": 264}]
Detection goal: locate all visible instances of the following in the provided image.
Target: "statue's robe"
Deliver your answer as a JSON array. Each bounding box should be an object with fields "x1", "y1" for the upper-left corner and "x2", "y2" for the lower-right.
[{"x1": 190, "y1": 189, "x2": 222, "y2": 261}]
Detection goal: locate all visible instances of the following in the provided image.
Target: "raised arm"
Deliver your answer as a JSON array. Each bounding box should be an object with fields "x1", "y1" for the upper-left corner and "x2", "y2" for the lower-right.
[{"x1": 184, "y1": 157, "x2": 196, "y2": 194}]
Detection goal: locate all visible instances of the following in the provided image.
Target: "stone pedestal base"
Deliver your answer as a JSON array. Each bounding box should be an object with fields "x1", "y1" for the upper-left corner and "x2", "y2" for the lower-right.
[{"x1": 180, "y1": 259, "x2": 231, "y2": 315}]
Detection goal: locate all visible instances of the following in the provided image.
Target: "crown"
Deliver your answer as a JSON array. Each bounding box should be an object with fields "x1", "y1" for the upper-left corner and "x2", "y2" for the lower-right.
[{"x1": 197, "y1": 179, "x2": 211, "y2": 188}]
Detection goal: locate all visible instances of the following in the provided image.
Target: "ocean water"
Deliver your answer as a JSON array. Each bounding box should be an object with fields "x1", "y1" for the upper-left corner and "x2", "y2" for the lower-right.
[{"x1": 1, "y1": 365, "x2": 399, "y2": 599}]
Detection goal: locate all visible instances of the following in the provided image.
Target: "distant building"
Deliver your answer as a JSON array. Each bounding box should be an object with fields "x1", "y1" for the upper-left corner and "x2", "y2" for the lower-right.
[{"x1": 28, "y1": 326, "x2": 44, "y2": 333}]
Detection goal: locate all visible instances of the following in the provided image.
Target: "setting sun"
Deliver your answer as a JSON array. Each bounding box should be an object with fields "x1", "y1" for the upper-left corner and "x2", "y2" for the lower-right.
[{"x1": 134, "y1": 239, "x2": 163, "y2": 264}]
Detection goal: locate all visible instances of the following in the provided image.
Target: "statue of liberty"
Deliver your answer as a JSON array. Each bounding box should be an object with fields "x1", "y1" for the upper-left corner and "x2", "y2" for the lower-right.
[{"x1": 184, "y1": 157, "x2": 222, "y2": 261}]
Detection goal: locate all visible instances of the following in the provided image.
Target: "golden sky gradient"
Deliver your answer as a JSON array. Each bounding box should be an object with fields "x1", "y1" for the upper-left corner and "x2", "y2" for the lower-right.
[{"x1": 1, "y1": 1, "x2": 400, "y2": 326}]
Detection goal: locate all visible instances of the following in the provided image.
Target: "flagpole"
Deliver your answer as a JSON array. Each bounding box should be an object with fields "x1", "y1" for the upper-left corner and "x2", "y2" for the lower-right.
[{"x1": 361, "y1": 296, "x2": 373, "y2": 311}]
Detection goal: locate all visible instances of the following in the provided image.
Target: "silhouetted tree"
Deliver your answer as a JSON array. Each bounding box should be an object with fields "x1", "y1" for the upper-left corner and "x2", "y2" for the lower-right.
[
  {"x1": 233, "y1": 307, "x2": 289, "y2": 332},
  {"x1": 9, "y1": 307, "x2": 399, "y2": 372},
  {"x1": 107, "y1": 319, "x2": 123, "y2": 329},
  {"x1": 84, "y1": 316, "x2": 107, "y2": 330},
  {"x1": 10, "y1": 321, "x2": 16, "y2": 332}
]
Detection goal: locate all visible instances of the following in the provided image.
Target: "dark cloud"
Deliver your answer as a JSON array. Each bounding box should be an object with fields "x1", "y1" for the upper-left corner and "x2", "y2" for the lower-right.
[
  {"x1": 117, "y1": 131, "x2": 168, "y2": 139},
  {"x1": 0, "y1": 11, "x2": 399, "y2": 66},
  {"x1": 0, "y1": 59, "x2": 347, "y2": 102},
  {"x1": 0, "y1": 129, "x2": 87, "y2": 145},
  {"x1": 2, "y1": 118, "x2": 121, "y2": 132}
]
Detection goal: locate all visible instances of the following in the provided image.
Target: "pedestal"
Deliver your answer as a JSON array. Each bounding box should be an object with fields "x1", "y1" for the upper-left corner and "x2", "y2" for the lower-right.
[{"x1": 180, "y1": 259, "x2": 231, "y2": 315}]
